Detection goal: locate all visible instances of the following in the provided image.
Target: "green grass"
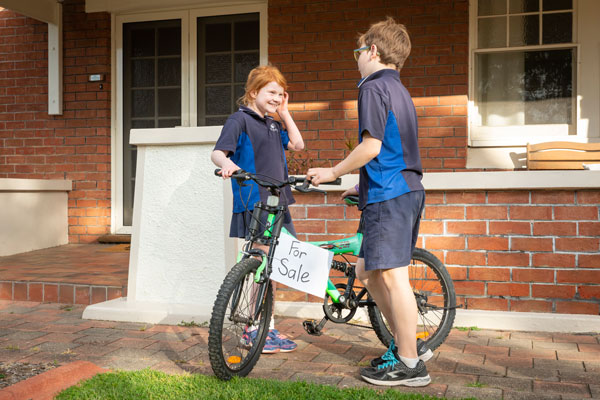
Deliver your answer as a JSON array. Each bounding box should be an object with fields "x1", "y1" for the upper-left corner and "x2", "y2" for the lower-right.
[
  {"x1": 55, "y1": 369, "x2": 444, "y2": 400},
  {"x1": 466, "y1": 382, "x2": 486, "y2": 388},
  {"x1": 455, "y1": 326, "x2": 481, "y2": 332}
]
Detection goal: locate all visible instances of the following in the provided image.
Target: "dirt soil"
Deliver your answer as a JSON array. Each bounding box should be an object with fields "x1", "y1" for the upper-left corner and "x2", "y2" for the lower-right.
[{"x1": 0, "y1": 362, "x2": 57, "y2": 389}]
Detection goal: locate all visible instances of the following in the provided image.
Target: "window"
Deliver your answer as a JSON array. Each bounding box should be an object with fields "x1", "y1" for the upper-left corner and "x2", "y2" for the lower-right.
[{"x1": 471, "y1": 0, "x2": 576, "y2": 145}]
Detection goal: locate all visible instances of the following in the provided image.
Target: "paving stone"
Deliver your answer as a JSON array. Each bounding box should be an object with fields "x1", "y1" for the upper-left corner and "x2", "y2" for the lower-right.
[
  {"x1": 70, "y1": 344, "x2": 119, "y2": 357},
  {"x1": 103, "y1": 356, "x2": 159, "y2": 371},
  {"x1": 503, "y1": 390, "x2": 560, "y2": 400},
  {"x1": 152, "y1": 360, "x2": 196, "y2": 375},
  {"x1": 104, "y1": 347, "x2": 159, "y2": 359},
  {"x1": 590, "y1": 384, "x2": 600, "y2": 397},
  {"x1": 391, "y1": 382, "x2": 448, "y2": 398},
  {"x1": 109, "y1": 337, "x2": 157, "y2": 349},
  {"x1": 146, "y1": 331, "x2": 193, "y2": 341},
  {"x1": 337, "y1": 375, "x2": 372, "y2": 389},
  {"x1": 290, "y1": 372, "x2": 344, "y2": 386},
  {"x1": 254, "y1": 356, "x2": 286, "y2": 369},
  {"x1": 438, "y1": 351, "x2": 485, "y2": 364},
  {"x1": 485, "y1": 355, "x2": 533, "y2": 368},
  {"x1": 2, "y1": 331, "x2": 48, "y2": 341},
  {"x1": 465, "y1": 344, "x2": 509, "y2": 356},
  {"x1": 488, "y1": 337, "x2": 532, "y2": 349},
  {"x1": 37, "y1": 342, "x2": 81, "y2": 354},
  {"x1": 249, "y1": 368, "x2": 295, "y2": 381},
  {"x1": 558, "y1": 369, "x2": 600, "y2": 384},
  {"x1": 431, "y1": 372, "x2": 476, "y2": 386},
  {"x1": 73, "y1": 335, "x2": 120, "y2": 346},
  {"x1": 585, "y1": 361, "x2": 600, "y2": 372},
  {"x1": 533, "y1": 380, "x2": 591, "y2": 397},
  {"x1": 510, "y1": 348, "x2": 557, "y2": 359},
  {"x1": 426, "y1": 357, "x2": 457, "y2": 373},
  {"x1": 558, "y1": 350, "x2": 600, "y2": 362},
  {"x1": 553, "y1": 333, "x2": 599, "y2": 344},
  {"x1": 455, "y1": 362, "x2": 506, "y2": 377},
  {"x1": 279, "y1": 360, "x2": 331, "y2": 373},
  {"x1": 311, "y1": 351, "x2": 363, "y2": 365},
  {"x1": 534, "y1": 358, "x2": 584, "y2": 370},
  {"x1": 533, "y1": 341, "x2": 579, "y2": 351},
  {"x1": 160, "y1": 344, "x2": 205, "y2": 362},
  {"x1": 444, "y1": 384, "x2": 503, "y2": 400},
  {"x1": 478, "y1": 375, "x2": 533, "y2": 392},
  {"x1": 508, "y1": 366, "x2": 559, "y2": 381},
  {"x1": 579, "y1": 344, "x2": 600, "y2": 353}
]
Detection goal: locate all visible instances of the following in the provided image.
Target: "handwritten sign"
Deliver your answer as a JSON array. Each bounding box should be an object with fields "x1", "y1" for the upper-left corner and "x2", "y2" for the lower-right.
[{"x1": 271, "y1": 232, "x2": 333, "y2": 298}]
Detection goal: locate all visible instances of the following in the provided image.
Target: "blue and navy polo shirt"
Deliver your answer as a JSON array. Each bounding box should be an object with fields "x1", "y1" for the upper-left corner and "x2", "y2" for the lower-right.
[
  {"x1": 357, "y1": 69, "x2": 424, "y2": 210},
  {"x1": 214, "y1": 106, "x2": 294, "y2": 213}
]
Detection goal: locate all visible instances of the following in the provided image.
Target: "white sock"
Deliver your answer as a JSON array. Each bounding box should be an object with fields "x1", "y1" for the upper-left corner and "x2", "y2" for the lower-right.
[
  {"x1": 269, "y1": 317, "x2": 275, "y2": 330},
  {"x1": 399, "y1": 355, "x2": 419, "y2": 369}
]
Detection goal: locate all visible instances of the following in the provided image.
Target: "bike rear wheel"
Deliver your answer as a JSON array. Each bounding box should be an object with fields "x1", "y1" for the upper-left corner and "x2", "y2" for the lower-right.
[
  {"x1": 368, "y1": 247, "x2": 456, "y2": 351},
  {"x1": 208, "y1": 258, "x2": 273, "y2": 380}
]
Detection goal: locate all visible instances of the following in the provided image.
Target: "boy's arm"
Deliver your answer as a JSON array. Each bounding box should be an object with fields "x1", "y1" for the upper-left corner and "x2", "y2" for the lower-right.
[
  {"x1": 211, "y1": 150, "x2": 240, "y2": 179},
  {"x1": 307, "y1": 132, "x2": 381, "y2": 186},
  {"x1": 278, "y1": 92, "x2": 304, "y2": 151}
]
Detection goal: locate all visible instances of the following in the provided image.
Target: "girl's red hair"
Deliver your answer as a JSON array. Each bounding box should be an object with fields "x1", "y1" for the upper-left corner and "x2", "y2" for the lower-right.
[{"x1": 238, "y1": 65, "x2": 287, "y2": 106}]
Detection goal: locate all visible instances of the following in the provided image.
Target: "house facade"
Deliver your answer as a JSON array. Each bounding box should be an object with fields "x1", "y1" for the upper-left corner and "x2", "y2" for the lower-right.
[{"x1": 0, "y1": 0, "x2": 598, "y2": 315}]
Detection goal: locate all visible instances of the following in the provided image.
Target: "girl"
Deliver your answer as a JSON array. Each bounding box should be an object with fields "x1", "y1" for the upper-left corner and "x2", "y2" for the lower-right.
[{"x1": 211, "y1": 65, "x2": 304, "y2": 353}]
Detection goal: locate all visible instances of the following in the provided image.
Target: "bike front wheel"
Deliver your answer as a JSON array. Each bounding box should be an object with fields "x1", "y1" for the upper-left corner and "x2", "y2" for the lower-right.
[
  {"x1": 368, "y1": 247, "x2": 456, "y2": 351},
  {"x1": 208, "y1": 258, "x2": 273, "y2": 380}
]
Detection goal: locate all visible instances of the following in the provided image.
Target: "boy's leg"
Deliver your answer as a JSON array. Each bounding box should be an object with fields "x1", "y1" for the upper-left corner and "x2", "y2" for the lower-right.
[{"x1": 355, "y1": 258, "x2": 397, "y2": 336}]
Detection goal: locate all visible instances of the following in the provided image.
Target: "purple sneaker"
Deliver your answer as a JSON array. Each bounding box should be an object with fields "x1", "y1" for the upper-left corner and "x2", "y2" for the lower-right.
[
  {"x1": 242, "y1": 327, "x2": 279, "y2": 354},
  {"x1": 269, "y1": 329, "x2": 297, "y2": 353}
]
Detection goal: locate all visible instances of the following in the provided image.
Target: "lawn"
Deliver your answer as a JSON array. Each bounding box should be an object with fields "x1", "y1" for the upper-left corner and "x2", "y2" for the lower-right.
[{"x1": 55, "y1": 369, "x2": 445, "y2": 400}]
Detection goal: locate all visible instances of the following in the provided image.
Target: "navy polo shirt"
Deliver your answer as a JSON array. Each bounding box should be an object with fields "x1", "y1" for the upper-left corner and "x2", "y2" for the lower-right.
[
  {"x1": 214, "y1": 106, "x2": 294, "y2": 213},
  {"x1": 357, "y1": 69, "x2": 424, "y2": 210}
]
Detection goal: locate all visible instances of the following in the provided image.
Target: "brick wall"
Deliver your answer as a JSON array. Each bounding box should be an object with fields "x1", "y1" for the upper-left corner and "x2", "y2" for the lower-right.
[
  {"x1": 0, "y1": 1, "x2": 111, "y2": 243},
  {"x1": 270, "y1": 0, "x2": 469, "y2": 172},
  {"x1": 280, "y1": 190, "x2": 600, "y2": 315}
]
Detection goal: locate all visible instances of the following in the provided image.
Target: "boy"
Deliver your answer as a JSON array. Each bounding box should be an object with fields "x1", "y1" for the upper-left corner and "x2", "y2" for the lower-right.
[{"x1": 307, "y1": 18, "x2": 430, "y2": 387}]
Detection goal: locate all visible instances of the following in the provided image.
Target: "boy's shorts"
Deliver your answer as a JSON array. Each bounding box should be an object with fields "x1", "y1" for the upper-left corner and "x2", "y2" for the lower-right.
[
  {"x1": 359, "y1": 190, "x2": 425, "y2": 271},
  {"x1": 230, "y1": 209, "x2": 297, "y2": 239}
]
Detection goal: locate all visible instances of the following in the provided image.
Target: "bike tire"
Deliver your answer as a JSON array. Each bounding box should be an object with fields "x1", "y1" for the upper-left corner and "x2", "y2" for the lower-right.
[
  {"x1": 208, "y1": 258, "x2": 273, "y2": 380},
  {"x1": 367, "y1": 247, "x2": 456, "y2": 351}
]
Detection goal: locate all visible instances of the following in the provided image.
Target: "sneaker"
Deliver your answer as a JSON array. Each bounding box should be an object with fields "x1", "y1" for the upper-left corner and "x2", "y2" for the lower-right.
[
  {"x1": 268, "y1": 329, "x2": 297, "y2": 353},
  {"x1": 370, "y1": 339, "x2": 433, "y2": 368},
  {"x1": 360, "y1": 358, "x2": 431, "y2": 387},
  {"x1": 241, "y1": 327, "x2": 279, "y2": 354}
]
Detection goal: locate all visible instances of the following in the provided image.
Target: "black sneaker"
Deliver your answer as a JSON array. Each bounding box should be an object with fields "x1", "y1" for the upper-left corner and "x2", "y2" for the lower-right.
[
  {"x1": 370, "y1": 339, "x2": 433, "y2": 368},
  {"x1": 360, "y1": 359, "x2": 431, "y2": 387}
]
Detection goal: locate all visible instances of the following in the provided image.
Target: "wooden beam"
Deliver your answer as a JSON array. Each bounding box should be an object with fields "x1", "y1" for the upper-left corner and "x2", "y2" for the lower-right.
[{"x1": 0, "y1": 0, "x2": 60, "y2": 24}]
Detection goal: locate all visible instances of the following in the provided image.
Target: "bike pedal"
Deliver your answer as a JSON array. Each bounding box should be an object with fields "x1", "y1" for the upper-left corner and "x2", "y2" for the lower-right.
[{"x1": 302, "y1": 319, "x2": 323, "y2": 336}]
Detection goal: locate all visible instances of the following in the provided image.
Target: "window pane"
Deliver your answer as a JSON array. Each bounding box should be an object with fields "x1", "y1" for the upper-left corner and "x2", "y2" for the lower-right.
[
  {"x1": 158, "y1": 27, "x2": 181, "y2": 56},
  {"x1": 206, "y1": 116, "x2": 228, "y2": 125},
  {"x1": 158, "y1": 88, "x2": 181, "y2": 116},
  {"x1": 234, "y1": 84, "x2": 245, "y2": 104},
  {"x1": 158, "y1": 118, "x2": 181, "y2": 128},
  {"x1": 158, "y1": 58, "x2": 180, "y2": 87},
  {"x1": 510, "y1": 0, "x2": 539, "y2": 13},
  {"x1": 206, "y1": 86, "x2": 231, "y2": 115},
  {"x1": 131, "y1": 119, "x2": 155, "y2": 129},
  {"x1": 475, "y1": 49, "x2": 574, "y2": 126},
  {"x1": 543, "y1": 0, "x2": 572, "y2": 11},
  {"x1": 131, "y1": 59, "x2": 154, "y2": 87},
  {"x1": 130, "y1": 29, "x2": 154, "y2": 57},
  {"x1": 235, "y1": 52, "x2": 259, "y2": 83},
  {"x1": 478, "y1": 0, "x2": 506, "y2": 16},
  {"x1": 509, "y1": 15, "x2": 539, "y2": 46},
  {"x1": 543, "y1": 13, "x2": 572, "y2": 44},
  {"x1": 478, "y1": 17, "x2": 506, "y2": 48},
  {"x1": 206, "y1": 54, "x2": 232, "y2": 83},
  {"x1": 131, "y1": 90, "x2": 154, "y2": 117},
  {"x1": 206, "y1": 23, "x2": 231, "y2": 52},
  {"x1": 234, "y1": 20, "x2": 259, "y2": 51}
]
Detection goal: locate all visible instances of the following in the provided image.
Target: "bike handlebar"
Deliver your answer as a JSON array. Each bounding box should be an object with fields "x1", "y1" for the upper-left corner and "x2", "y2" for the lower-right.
[{"x1": 214, "y1": 169, "x2": 341, "y2": 193}]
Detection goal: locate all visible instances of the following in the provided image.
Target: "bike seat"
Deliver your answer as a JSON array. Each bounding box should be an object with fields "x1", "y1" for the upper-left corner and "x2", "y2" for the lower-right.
[{"x1": 344, "y1": 195, "x2": 359, "y2": 206}]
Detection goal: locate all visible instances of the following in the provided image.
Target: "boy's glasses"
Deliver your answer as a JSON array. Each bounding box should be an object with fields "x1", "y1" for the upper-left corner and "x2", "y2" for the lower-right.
[{"x1": 353, "y1": 46, "x2": 380, "y2": 61}]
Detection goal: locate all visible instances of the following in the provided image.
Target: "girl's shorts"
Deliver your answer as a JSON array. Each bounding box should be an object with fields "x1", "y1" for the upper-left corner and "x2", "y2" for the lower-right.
[
  {"x1": 230, "y1": 209, "x2": 297, "y2": 239},
  {"x1": 358, "y1": 190, "x2": 425, "y2": 271}
]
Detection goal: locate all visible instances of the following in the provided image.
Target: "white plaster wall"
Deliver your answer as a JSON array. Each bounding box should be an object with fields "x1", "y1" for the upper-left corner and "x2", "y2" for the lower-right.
[
  {"x1": 129, "y1": 144, "x2": 227, "y2": 304},
  {"x1": 0, "y1": 179, "x2": 70, "y2": 256}
]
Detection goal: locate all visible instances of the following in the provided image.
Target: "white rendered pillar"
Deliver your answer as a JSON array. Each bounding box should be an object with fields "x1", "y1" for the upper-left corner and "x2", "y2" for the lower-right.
[{"x1": 83, "y1": 127, "x2": 237, "y2": 324}]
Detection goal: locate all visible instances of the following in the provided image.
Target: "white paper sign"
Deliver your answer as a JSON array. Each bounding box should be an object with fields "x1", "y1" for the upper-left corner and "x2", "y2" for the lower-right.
[{"x1": 271, "y1": 233, "x2": 333, "y2": 298}]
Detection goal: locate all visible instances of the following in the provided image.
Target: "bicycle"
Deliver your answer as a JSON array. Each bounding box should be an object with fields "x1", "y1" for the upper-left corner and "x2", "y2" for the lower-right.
[{"x1": 208, "y1": 169, "x2": 457, "y2": 381}]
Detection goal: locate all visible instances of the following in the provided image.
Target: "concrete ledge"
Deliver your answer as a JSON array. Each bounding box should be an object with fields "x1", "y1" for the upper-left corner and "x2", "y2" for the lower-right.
[
  {"x1": 82, "y1": 297, "x2": 211, "y2": 325},
  {"x1": 274, "y1": 301, "x2": 600, "y2": 333},
  {"x1": 0, "y1": 178, "x2": 72, "y2": 192}
]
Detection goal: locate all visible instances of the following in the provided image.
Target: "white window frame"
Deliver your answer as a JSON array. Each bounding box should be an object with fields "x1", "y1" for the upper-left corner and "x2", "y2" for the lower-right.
[
  {"x1": 468, "y1": 0, "x2": 580, "y2": 147},
  {"x1": 111, "y1": 4, "x2": 266, "y2": 233}
]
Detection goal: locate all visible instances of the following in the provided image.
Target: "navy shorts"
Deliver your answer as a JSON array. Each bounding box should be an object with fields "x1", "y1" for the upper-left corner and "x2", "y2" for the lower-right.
[
  {"x1": 358, "y1": 190, "x2": 425, "y2": 271},
  {"x1": 230, "y1": 209, "x2": 297, "y2": 239}
]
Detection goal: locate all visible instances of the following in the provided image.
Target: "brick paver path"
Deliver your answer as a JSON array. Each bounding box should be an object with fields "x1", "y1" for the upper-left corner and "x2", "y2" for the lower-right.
[{"x1": 1, "y1": 300, "x2": 599, "y2": 399}]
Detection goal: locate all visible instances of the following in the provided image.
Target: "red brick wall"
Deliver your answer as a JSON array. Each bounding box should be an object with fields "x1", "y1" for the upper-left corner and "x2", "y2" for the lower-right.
[
  {"x1": 0, "y1": 1, "x2": 111, "y2": 243},
  {"x1": 269, "y1": 0, "x2": 469, "y2": 172},
  {"x1": 281, "y1": 190, "x2": 600, "y2": 315}
]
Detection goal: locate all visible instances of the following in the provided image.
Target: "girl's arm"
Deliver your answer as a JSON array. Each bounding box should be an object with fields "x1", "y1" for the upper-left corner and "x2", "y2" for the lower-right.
[
  {"x1": 211, "y1": 150, "x2": 240, "y2": 179},
  {"x1": 278, "y1": 92, "x2": 304, "y2": 151}
]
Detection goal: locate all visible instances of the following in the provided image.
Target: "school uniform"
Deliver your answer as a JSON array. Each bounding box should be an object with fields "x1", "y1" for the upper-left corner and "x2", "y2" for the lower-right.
[
  {"x1": 356, "y1": 69, "x2": 425, "y2": 269},
  {"x1": 214, "y1": 106, "x2": 296, "y2": 238}
]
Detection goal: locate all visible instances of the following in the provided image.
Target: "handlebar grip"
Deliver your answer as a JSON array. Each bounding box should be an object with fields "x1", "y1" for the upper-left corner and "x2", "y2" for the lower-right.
[{"x1": 214, "y1": 169, "x2": 222, "y2": 176}]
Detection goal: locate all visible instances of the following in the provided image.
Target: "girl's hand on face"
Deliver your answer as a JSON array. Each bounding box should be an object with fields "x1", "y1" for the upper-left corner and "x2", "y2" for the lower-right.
[{"x1": 278, "y1": 91, "x2": 289, "y2": 116}]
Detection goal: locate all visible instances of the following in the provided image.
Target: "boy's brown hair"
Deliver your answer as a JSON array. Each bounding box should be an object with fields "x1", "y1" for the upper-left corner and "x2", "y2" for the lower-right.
[
  {"x1": 358, "y1": 17, "x2": 412, "y2": 70},
  {"x1": 238, "y1": 65, "x2": 288, "y2": 106}
]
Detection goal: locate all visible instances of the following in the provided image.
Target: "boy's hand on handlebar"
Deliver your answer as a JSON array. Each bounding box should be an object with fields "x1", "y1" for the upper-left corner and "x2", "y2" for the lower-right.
[
  {"x1": 307, "y1": 167, "x2": 337, "y2": 187},
  {"x1": 341, "y1": 185, "x2": 358, "y2": 199},
  {"x1": 219, "y1": 160, "x2": 240, "y2": 179}
]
